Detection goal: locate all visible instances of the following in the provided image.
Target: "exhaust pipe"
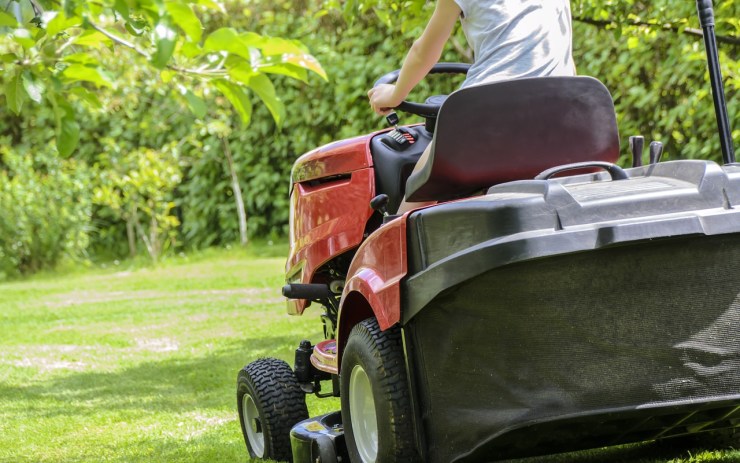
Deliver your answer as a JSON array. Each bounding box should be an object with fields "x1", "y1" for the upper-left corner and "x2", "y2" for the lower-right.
[{"x1": 696, "y1": 0, "x2": 735, "y2": 164}]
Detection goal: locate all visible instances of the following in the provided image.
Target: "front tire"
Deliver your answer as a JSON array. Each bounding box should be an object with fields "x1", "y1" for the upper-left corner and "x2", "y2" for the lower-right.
[
  {"x1": 340, "y1": 318, "x2": 419, "y2": 463},
  {"x1": 237, "y1": 358, "x2": 309, "y2": 462}
]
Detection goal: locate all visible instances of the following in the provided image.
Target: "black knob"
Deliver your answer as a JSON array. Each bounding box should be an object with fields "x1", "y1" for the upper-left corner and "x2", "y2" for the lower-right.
[
  {"x1": 629, "y1": 136, "x2": 644, "y2": 168},
  {"x1": 697, "y1": 0, "x2": 715, "y2": 27},
  {"x1": 649, "y1": 141, "x2": 664, "y2": 164},
  {"x1": 370, "y1": 194, "x2": 390, "y2": 216}
]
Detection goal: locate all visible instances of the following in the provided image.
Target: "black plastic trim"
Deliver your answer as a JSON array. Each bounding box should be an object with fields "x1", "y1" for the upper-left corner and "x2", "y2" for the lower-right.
[
  {"x1": 403, "y1": 161, "x2": 740, "y2": 323},
  {"x1": 452, "y1": 397, "x2": 740, "y2": 462}
]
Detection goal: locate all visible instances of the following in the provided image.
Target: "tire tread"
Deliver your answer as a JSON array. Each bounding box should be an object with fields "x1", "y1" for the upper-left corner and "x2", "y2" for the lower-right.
[
  {"x1": 237, "y1": 357, "x2": 308, "y2": 462},
  {"x1": 342, "y1": 318, "x2": 420, "y2": 462}
]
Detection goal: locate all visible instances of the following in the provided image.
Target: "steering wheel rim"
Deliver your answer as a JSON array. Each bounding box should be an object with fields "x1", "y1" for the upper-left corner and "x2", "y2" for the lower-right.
[{"x1": 373, "y1": 62, "x2": 471, "y2": 118}]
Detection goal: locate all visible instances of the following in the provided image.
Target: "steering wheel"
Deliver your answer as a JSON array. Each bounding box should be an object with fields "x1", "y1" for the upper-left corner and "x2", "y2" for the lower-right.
[{"x1": 373, "y1": 62, "x2": 471, "y2": 118}]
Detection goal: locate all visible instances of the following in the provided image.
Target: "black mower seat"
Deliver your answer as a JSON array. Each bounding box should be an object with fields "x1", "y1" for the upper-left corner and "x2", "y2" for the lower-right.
[{"x1": 405, "y1": 76, "x2": 620, "y2": 202}]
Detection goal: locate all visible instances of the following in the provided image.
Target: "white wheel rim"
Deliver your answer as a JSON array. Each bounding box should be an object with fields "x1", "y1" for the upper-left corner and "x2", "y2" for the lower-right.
[
  {"x1": 349, "y1": 364, "x2": 378, "y2": 463},
  {"x1": 242, "y1": 393, "x2": 265, "y2": 457}
]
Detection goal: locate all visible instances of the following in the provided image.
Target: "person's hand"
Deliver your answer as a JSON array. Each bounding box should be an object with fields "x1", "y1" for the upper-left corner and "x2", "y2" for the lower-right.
[{"x1": 368, "y1": 84, "x2": 403, "y2": 116}]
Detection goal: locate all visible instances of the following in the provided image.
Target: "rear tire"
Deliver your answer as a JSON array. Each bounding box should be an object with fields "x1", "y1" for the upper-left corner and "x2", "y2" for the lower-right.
[
  {"x1": 237, "y1": 358, "x2": 309, "y2": 462},
  {"x1": 340, "y1": 318, "x2": 419, "y2": 463}
]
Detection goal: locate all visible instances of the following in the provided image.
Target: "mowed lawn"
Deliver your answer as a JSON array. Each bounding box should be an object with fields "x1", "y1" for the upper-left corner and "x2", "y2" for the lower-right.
[
  {"x1": 1, "y1": 246, "x2": 738, "y2": 463},
  {"x1": 0, "y1": 245, "x2": 335, "y2": 463}
]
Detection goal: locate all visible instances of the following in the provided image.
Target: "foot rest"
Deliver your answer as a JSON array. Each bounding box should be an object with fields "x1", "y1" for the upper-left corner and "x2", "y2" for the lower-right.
[{"x1": 310, "y1": 339, "x2": 338, "y2": 375}]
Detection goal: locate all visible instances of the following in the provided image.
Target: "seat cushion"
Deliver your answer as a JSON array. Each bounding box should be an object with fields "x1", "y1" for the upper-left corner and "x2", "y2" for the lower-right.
[{"x1": 405, "y1": 76, "x2": 620, "y2": 202}]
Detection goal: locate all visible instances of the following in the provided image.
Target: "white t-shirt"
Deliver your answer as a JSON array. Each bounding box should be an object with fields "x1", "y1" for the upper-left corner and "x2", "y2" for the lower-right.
[{"x1": 453, "y1": 0, "x2": 575, "y2": 88}]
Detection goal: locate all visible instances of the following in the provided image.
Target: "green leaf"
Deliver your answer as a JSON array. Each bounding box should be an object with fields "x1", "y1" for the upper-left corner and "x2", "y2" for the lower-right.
[
  {"x1": 0, "y1": 53, "x2": 17, "y2": 64},
  {"x1": 247, "y1": 74, "x2": 284, "y2": 127},
  {"x1": 179, "y1": 41, "x2": 202, "y2": 59},
  {"x1": 258, "y1": 37, "x2": 307, "y2": 56},
  {"x1": 274, "y1": 53, "x2": 327, "y2": 81},
  {"x1": 125, "y1": 20, "x2": 146, "y2": 37},
  {"x1": 73, "y1": 30, "x2": 112, "y2": 49},
  {"x1": 258, "y1": 63, "x2": 308, "y2": 83},
  {"x1": 12, "y1": 29, "x2": 36, "y2": 50},
  {"x1": 196, "y1": 0, "x2": 225, "y2": 12},
  {"x1": 160, "y1": 69, "x2": 176, "y2": 83},
  {"x1": 226, "y1": 61, "x2": 256, "y2": 84},
  {"x1": 203, "y1": 28, "x2": 262, "y2": 61},
  {"x1": 258, "y1": 55, "x2": 326, "y2": 82},
  {"x1": 68, "y1": 87, "x2": 102, "y2": 109},
  {"x1": 61, "y1": 64, "x2": 113, "y2": 88},
  {"x1": 58, "y1": 111, "x2": 80, "y2": 157},
  {"x1": 374, "y1": 8, "x2": 392, "y2": 28},
  {"x1": 114, "y1": 0, "x2": 130, "y2": 19},
  {"x1": 342, "y1": 0, "x2": 357, "y2": 24},
  {"x1": 152, "y1": 20, "x2": 177, "y2": 69},
  {"x1": 21, "y1": 71, "x2": 45, "y2": 103},
  {"x1": 5, "y1": 72, "x2": 25, "y2": 115},
  {"x1": 0, "y1": 11, "x2": 18, "y2": 27},
  {"x1": 203, "y1": 27, "x2": 238, "y2": 50},
  {"x1": 63, "y1": 0, "x2": 78, "y2": 17},
  {"x1": 183, "y1": 89, "x2": 207, "y2": 119},
  {"x1": 63, "y1": 53, "x2": 100, "y2": 66},
  {"x1": 46, "y1": 12, "x2": 81, "y2": 36},
  {"x1": 213, "y1": 79, "x2": 252, "y2": 125},
  {"x1": 165, "y1": 2, "x2": 202, "y2": 42},
  {"x1": 227, "y1": 64, "x2": 284, "y2": 126}
]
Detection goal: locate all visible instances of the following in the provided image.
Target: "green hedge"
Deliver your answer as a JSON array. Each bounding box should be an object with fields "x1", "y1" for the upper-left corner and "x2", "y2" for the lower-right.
[
  {"x1": 0, "y1": 146, "x2": 91, "y2": 279},
  {"x1": 0, "y1": 0, "x2": 736, "y2": 274}
]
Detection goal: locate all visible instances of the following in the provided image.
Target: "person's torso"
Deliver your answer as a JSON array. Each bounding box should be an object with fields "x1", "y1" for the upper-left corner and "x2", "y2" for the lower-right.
[{"x1": 454, "y1": 0, "x2": 575, "y2": 87}]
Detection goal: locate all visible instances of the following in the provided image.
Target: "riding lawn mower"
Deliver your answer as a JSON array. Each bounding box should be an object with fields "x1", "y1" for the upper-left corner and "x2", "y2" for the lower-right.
[{"x1": 237, "y1": 1, "x2": 739, "y2": 462}]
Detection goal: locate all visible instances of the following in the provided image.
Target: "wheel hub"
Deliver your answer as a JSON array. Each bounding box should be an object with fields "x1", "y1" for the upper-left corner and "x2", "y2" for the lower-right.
[
  {"x1": 349, "y1": 364, "x2": 378, "y2": 462},
  {"x1": 242, "y1": 393, "x2": 265, "y2": 457}
]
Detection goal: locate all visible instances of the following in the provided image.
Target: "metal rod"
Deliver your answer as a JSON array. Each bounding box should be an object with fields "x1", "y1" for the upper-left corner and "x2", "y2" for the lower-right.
[{"x1": 696, "y1": 0, "x2": 736, "y2": 164}]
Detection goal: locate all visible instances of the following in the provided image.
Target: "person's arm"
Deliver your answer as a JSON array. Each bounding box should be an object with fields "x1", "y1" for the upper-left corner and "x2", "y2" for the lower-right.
[{"x1": 368, "y1": 0, "x2": 461, "y2": 116}]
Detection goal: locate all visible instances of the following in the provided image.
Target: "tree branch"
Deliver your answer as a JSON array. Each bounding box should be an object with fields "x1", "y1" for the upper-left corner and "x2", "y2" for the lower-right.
[
  {"x1": 86, "y1": 19, "x2": 151, "y2": 58},
  {"x1": 85, "y1": 19, "x2": 228, "y2": 77},
  {"x1": 27, "y1": 0, "x2": 43, "y2": 16},
  {"x1": 574, "y1": 16, "x2": 740, "y2": 47},
  {"x1": 222, "y1": 137, "x2": 248, "y2": 246}
]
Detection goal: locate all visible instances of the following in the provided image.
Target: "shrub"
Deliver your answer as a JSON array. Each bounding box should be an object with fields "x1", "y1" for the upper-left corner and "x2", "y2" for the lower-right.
[{"x1": 0, "y1": 146, "x2": 91, "y2": 279}]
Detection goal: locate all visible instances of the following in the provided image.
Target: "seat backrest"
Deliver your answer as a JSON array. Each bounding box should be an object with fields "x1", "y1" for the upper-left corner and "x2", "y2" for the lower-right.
[{"x1": 405, "y1": 76, "x2": 620, "y2": 202}]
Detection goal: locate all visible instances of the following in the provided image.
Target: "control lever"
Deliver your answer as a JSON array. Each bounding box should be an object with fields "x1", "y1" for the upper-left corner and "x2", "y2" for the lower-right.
[
  {"x1": 370, "y1": 194, "x2": 400, "y2": 224},
  {"x1": 380, "y1": 127, "x2": 416, "y2": 151},
  {"x1": 282, "y1": 283, "x2": 331, "y2": 300},
  {"x1": 370, "y1": 194, "x2": 390, "y2": 217},
  {"x1": 629, "y1": 136, "x2": 645, "y2": 167},
  {"x1": 649, "y1": 141, "x2": 664, "y2": 164}
]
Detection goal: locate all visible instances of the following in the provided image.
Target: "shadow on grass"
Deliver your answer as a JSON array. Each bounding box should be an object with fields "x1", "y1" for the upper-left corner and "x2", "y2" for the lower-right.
[
  {"x1": 1, "y1": 335, "x2": 298, "y2": 418},
  {"x1": 3, "y1": 333, "x2": 738, "y2": 463},
  {"x1": 1, "y1": 333, "x2": 309, "y2": 463}
]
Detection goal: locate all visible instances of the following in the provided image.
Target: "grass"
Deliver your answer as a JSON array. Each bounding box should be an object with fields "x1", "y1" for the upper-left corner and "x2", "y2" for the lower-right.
[
  {"x1": 0, "y1": 244, "x2": 336, "y2": 463},
  {"x1": 0, "y1": 244, "x2": 738, "y2": 463}
]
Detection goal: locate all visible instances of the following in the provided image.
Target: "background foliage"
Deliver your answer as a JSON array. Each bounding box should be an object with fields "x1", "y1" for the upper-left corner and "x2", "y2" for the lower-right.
[{"x1": 0, "y1": 0, "x2": 738, "y2": 277}]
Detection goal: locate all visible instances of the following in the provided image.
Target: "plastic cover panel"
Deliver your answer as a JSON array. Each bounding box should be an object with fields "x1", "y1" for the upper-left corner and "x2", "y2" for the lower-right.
[
  {"x1": 407, "y1": 234, "x2": 740, "y2": 462},
  {"x1": 370, "y1": 125, "x2": 432, "y2": 214}
]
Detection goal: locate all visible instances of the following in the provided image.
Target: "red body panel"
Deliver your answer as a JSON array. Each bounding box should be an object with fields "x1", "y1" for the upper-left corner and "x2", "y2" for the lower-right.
[
  {"x1": 291, "y1": 135, "x2": 373, "y2": 184},
  {"x1": 285, "y1": 134, "x2": 376, "y2": 315},
  {"x1": 337, "y1": 216, "x2": 408, "y2": 356}
]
